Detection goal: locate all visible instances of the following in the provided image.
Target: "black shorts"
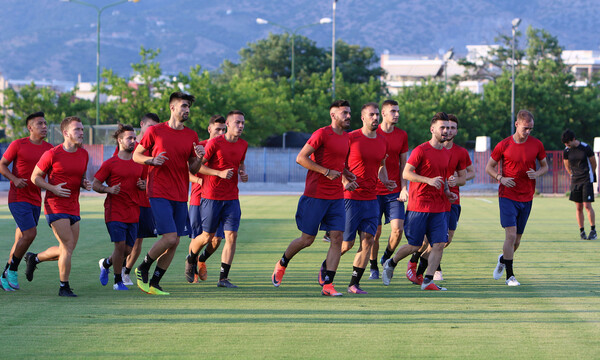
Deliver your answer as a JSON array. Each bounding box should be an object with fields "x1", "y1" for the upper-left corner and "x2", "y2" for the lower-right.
[{"x1": 570, "y1": 182, "x2": 594, "y2": 203}]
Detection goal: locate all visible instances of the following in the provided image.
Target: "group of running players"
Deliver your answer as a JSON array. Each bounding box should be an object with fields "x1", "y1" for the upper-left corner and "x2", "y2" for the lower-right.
[{"x1": 0, "y1": 93, "x2": 553, "y2": 297}]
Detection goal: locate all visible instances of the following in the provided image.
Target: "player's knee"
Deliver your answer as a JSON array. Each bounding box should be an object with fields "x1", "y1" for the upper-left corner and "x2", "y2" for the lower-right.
[
  {"x1": 390, "y1": 228, "x2": 401, "y2": 240},
  {"x1": 341, "y1": 240, "x2": 354, "y2": 254},
  {"x1": 162, "y1": 233, "x2": 179, "y2": 247},
  {"x1": 21, "y1": 228, "x2": 37, "y2": 243}
]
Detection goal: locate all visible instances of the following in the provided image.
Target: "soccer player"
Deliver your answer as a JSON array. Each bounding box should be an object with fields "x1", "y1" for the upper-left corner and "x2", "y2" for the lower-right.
[
  {"x1": 133, "y1": 92, "x2": 204, "y2": 295},
  {"x1": 340, "y1": 102, "x2": 396, "y2": 294},
  {"x1": 29, "y1": 116, "x2": 91, "y2": 297},
  {"x1": 122, "y1": 113, "x2": 159, "y2": 285},
  {"x1": 410, "y1": 114, "x2": 473, "y2": 282},
  {"x1": 187, "y1": 110, "x2": 248, "y2": 288},
  {"x1": 0, "y1": 112, "x2": 53, "y2": 291},
  {"x1": 486, "y1": 110, "x2": 548, "y2": 286},
  {"x1": 562, "y1": 129, "x2": 597, "y2": 240},
  {"x1": 271, "y1": 100, "x2": 354, "y2": 297},
  {"x1": 369, "y1": 99, "x2": 408, "y2": 280},
  {"x1": 94, "y1": 124, "x2": 144, "y2": 290},
  {"x1": 186, "y1": 114, "x2": 227, "y2": 283},
  {"x1": 382, "y1": 112, "x2": 457, "y2": 291}
]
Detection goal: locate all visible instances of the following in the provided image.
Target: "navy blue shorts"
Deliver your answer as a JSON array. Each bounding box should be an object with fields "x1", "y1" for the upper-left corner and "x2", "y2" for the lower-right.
[
  {"x1": 46, "y1": 213, "x2": 81, "y2": 226},
  {"x1": 447, "y1": 204, "x2": 461, "y2": 231},
  {"x1": 189, "y1": 204, "x2": 225, "y2": 238},
  {"x1": 137, "y1": 206, "x2": 157, "y2": 238},
  {"x1": 295, "y1": 196, "x2": 345, "y2": 236},
  {"x1": 343, "y1": 199, "x2": 379, "y2": 242},
  {"x1": 377, "y1": 192, "x2": 405, "y2": 225},
  {"x1": 201, "y1": 199, "x2": 241, "y2": 234},
  {"x1": 9, "y1": 202, "x2": 41, "y2": 232},
  {"x1": 106, "y1": 221, "x2": 138, "y2": 247},
  {"x1": 499, "y1": 197, "x2": 532, "y2": 234},
  {"x1": 149, "y1": 198, "x2": 190, "y2": 236},
  {"x1": 403, "y1": 211, "x2": 448, "y2": 246}
]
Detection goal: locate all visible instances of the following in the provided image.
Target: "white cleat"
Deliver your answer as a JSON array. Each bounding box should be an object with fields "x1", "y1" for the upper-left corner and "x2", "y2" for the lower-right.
[
  {"x1": 122, "y1": 270, "x2": 134, "y2": 286},
  {"x1": 433, "y1": 271, "x2": 444, "y2": 281},
  {"x1": 382, "y1": 259, "x2": 395, "y2": 286},
  {"x1": 506, "y1": 276, "x2": 520, "y2": 286},
  {"x1": 493, "y1": 254, "x2": 505, "y2": 280}
]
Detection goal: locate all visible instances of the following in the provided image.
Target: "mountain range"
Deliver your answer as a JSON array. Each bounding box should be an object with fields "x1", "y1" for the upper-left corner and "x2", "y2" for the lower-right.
[{"x1": 1, "y1": 0, "x2": 599, "y2": 82}]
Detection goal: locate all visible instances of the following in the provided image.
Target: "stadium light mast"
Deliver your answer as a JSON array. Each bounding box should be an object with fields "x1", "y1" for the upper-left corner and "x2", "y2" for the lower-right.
[
  {"x1": 511, "y1": 17, "x2": 521, "y2": 135},
  {"x1": 331, "y1": 0, "x2": 337, "y2": 100},
  {"x1": 256, "y1": 17, "x2": 332, "y2": 98},
  {"x1": 60, "y1": 0, "x2": 140, "y2": 127}
]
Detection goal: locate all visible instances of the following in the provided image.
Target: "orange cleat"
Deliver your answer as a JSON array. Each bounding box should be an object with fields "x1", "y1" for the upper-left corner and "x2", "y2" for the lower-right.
[
  {"x1": 272, "y1": 261, "x2": 286, "y2": 287},
  {"x1": 197, "y1": 261, "x2": 208, "y2": 281},
  {"x1": 321, "y1": 283, "x2": 343, "y2": 296}
]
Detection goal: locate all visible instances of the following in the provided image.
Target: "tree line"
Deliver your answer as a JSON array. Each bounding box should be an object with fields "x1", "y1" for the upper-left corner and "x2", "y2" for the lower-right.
[{"x1": 2, "y1": 27, "x2": 599, "y2": 150}]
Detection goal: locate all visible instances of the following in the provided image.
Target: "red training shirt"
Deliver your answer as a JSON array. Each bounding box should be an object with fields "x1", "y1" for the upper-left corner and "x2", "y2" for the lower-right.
[
  {"x1": 140, "y1": 122, "x2": 199, "y2": 203},
  {"x1": 344, "y1": 130, "x2": 388, "y2": 201},
  {"x1": 376, "y1": 126, "x2": 408, "y2": 196},
  {"x1": 36, "y1": 145, "x2": 89, "y2": 216},
  {"x1": 491, "y1": 135, "x2": 546, "y2": 202},
  {"x1": 94, "y1": 155, "x2": 144, "y2": 223},
  {"x1": 113, "y1": 142, "x2": 151, "y2": 207},
  {"x1": 2, "y1": 137, "x2": 53, "y2": 206},
  {"x1": 202, "y1": 135, "x2": 248, "y2": 201},
  {"x1": 303, "y1": 126, "x2": 350, "y2": 200},
  {"x1": 446, "y1": 144, "x2": 471, "y2": 208},
  {"x1": 406, "y1": 142, "x2": 451, "y2": 213},
  {"x1": 189, "y1": 139, "x2": 209, "y2": 206}
]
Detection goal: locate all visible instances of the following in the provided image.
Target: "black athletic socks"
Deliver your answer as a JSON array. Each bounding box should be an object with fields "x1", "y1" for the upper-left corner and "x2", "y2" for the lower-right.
[
  {"x1": 220, "y1": 263, "x2": 231, "y2": 280},
  {"x1": 149, "y1": 267, "x2": 167, "y2": 287},
  {"x1": 198, "y1": 249, "x2": 212, "y2": 263},
  {"x1": 382, "y1": 247, "x2": 393, "y2": 261},
  {"x1": 9, "y1": 256, "x2": 22, "y2": 271},
  {"x1": 416, "y1": 258, "x2": 428, "y2": 276},
  {"x1": 349, "y1": 266, "x2": 365, "y2": 286},
  {"x1": 280, "y1": 254, "x2": 290, "y2": 267},
  {"x1": 138, "y1": 254, "x2": 155, "y2": 272},
  {"x1": 370, "y1": 259, "x2": 378, "y2": 270},
  {"x1": 60, "y1": 281, "x2": 70, "y2": 288},
  {"x1": 410, "y1": 252, "x2": 422, "y2": 264},
  {"x1": 592, "y1": 225, "x2": 596, "y2": 231},
  {"x1": 102, "y1": 258, "x2": 112, "y2": 269},
  {"x1": 504, "y1": 259, "x2": 514, "y2": 279},
  {"x1": 424, "y1": 274, "x2": 433, "y2": 283},
  {"x1": 114, "y1": 273, "x2": 123, "y2": 284},
  {"x1": 389, "y1": 258, "x2": 398, "y2": 268},
  {"x1": 580, "y1": 227, "x2": 585, "y2": 233},
  {"x1": 124, "y1": 267, "x2": 132, "y2": 275},
  {"x1": 324, "y1": 270, "x2": 336, "y2": 285},
  {"x1": 187, "y1": 251, "x2": 199, "y2": 264}
]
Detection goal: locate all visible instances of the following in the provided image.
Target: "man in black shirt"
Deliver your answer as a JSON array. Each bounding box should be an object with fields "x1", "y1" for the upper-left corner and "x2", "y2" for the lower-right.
[{"x1": 562, "y1": 129, "x2": 597, "y2": 240}]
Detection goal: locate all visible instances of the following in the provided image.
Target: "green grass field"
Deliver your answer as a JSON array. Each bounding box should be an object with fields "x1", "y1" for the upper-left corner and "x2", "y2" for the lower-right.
[{"x1": 1, "y1": 195, "x2": 600, "y2": 359}]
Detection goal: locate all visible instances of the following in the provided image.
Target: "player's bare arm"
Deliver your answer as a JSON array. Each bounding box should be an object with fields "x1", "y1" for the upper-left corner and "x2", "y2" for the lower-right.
[
  {"x1": 92, "y1": 178, "x2": 120, "y2": 195},
  {"x1": 296, "y1": 143, "x2": 340, "y2": 180},
  {"x1": 238, "y1": 162, "x2": 249, "y2": 183},
  {"x1": 133, "y1": 144, "x2": 168, "y2": 166},
  {"x1": 30, "y1": 166, "x2": 70, "y2": 198},
  {"x1": 189, "y1": 172, "x2": 202, "y2": 185},
  {"x1": 486, "y1": 157, "x2": 515, "y2": 188},
  {"x1": 81, "y1": 176, "x2": 92, "y2": 191},
  {"x1": 0, "y1": 156, "x2": 27, "y2": 188},
  {"x1": 526, "y1": 158, "x2": 549, "y2": 179},
  {"x1": 378, "y1": 157, "x2": 397, "y2": 192},
  {"x1": 403, "y1": 163, "x2": 443, "y2": 189}
]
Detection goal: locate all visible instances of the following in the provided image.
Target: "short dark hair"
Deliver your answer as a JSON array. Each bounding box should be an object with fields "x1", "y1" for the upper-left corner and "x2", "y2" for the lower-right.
[
  {"x1": 430, "y1": 112, "x2": 449, "y2": 126},
  {"x1": 227, "y1": 110, "x2": 245, "y2": 119},
  {"x1": 26, "y1": 111, "x2": 44, "y2": 125},
  {"x1": 561, "y1": 129, "x2": 575, "y2": 144},
  {"x1": 209, "y1": 114, "x2": 226, "y2": 125},
  {"x1": 517, "y1": 110, "x2": 534, "y2": 123},
  {"x1": 141, "y1": 112, "x2": 160, "y2": 124},
  {"x1": 169, "y1": 91, "x2": 195, "y2": 105},
  {"x1": 60, "y1": 116, "x2": 82, "y2": 133},
  {"x1": 448, "y1": 114, "x2": 459, "y2": 127},
  {"x1": 361, "y1": 102, "x2": 379, "y2": 112},
  {"x1": 112, "y1": 124, "x2": 135, "y2": 142},
  {"x1": 381, "y1": 99, "x2": 398, "y2": 109},
  {"x1": 330, "y1": 99, "x2": 350, "y2": 111}
]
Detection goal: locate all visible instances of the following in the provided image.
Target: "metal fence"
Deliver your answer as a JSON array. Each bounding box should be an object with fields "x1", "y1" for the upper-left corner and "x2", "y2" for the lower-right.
[{"x1": 0, "y1": 143, "x2": 589, "y2": 195}]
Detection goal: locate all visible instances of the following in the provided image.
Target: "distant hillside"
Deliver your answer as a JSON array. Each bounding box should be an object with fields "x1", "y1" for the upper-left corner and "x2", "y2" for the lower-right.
[{"x1": 1, "y1": 0, "x2": 599, "y2": 82}]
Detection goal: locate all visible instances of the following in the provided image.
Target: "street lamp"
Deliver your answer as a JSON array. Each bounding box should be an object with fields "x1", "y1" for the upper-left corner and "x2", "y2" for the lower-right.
[
  {"x1": 331, "y1": 0, "x2": 337, "y2": 100},
  {"x1": 256, "y1": 17, "x2": 332, "y2": 97},
  {"x1": 60, "y1": 0, "x2": 140, "y2": 126},
  {"x1": 511, "y1": 17, "x2": 521, "y2": 135}
]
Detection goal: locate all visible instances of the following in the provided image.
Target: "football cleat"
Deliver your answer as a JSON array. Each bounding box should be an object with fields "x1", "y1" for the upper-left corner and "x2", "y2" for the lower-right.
[
  {"x1": 197, "y1": 261, "x2": 208, "y2": 281},
  {"x1": 24, "y1": 252, "x2": 38, "y2": 282},
  {"x1": 113, "y1": 282, "x2": 130, "y2": 291},
  {"x1": 421, "y1": 281, "x2": 447, "y2": 291},
  {"x1": 347, "y1": 284, "x2": 368, "y2": 294},
  {"x1": 272, "y1": 261, "x2": 286, "y2": 287},
  {"x1": 148, "y1": 284, "x2": 170, "y2": 295},
  {"x1": 184, "y1": 255, "x2": 198, "y2": 283},
  {"x1": 217, "y1": 279, "x2": 238, "y2": 288},
  {"x1": 506, "y1": 276, "x2": 520, "y2": 286},
  {"x1": 492, "y1": 254, "x2": 505, "y2": 280},
  {"x1": 369, "y1": 269, "x2": 380, "y2": 280},
  {"x1": 321, "y1": 283, "x2": 343, "y2": 296},
  {"x1": 382, "y1": 259, "x2": 395, "y2": 286},
  {"x1": 588, "y1": 230, "x2": 597, "y2": 240},
  {"x1": 135, "y1": 267, "x2": 150, "y2": 293},
  {"x1": 5, "y1": 270, "x2": 19, "y2": 290},
  {"x1": 99, "y1": 259, "x2": 110, "y2": 286}
]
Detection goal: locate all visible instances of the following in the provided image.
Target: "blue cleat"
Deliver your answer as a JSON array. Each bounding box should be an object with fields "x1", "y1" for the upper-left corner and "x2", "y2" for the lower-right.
[
  {"x1": 5, "y1": 270, "x2": 19, "y2": 290},
  {"x1": 113, "y1": 282, "x2": 129, "y2": 290},
  {"x1": 99, "y1": 259, "x2": 110, "y2": 286}
]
